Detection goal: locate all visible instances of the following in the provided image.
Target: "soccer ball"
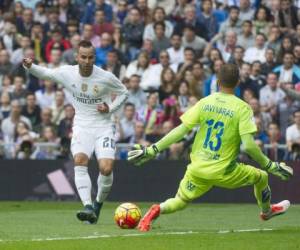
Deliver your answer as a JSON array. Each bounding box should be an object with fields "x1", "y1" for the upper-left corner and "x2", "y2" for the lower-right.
[{"x1": 114, "y1": 203, "x2": 142, "y2": 229}]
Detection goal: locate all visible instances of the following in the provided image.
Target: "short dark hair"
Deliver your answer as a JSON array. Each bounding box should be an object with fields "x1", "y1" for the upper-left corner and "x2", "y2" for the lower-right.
[
  {"x1": 124, "y1": 102, "x2": 135, "y2": 109},
  {"x1": 78, "y1": 40, "x2": 93, "y2": 49},
  {"x1": 154, "y1": 21, "x2": 165, "y2": 31},
  {"x1": 217, "y1": 64, "x2": 240, "y2": 88}
]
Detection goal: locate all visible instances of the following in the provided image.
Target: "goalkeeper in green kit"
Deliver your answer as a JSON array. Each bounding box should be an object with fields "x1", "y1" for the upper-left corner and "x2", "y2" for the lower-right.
[{"x1": 128, "y1": 64, "x2": 293, "y2": 232}]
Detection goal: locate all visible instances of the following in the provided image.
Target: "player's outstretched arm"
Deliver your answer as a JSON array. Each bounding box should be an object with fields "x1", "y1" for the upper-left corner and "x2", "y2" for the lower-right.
[
  {"x1": 23, "y1": 57, "x2": 58, "y2": 82},
  {"x1": 128, "y1": 123, "x2": 191, "y2": 166},
  {"x1": 241, "y1": 133, "x2": 293, "y2": 181}
]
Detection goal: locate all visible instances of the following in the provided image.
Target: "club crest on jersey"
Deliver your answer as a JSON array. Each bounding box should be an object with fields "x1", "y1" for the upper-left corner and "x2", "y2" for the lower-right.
[
  {"x1": 81, "y1": 83, "x2": 88, "y2": 92},
  {"x1": 93, "y1": 85, "x2": 99, "y2": 95}
]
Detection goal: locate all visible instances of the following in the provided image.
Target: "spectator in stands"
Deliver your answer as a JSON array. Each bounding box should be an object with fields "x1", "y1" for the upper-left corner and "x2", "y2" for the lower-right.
[
  {"x1": 43, "y1": 7, "x2": 67, "y2": 38},
  {"x1": 129, "y1": 120, "x2": 150, "y2": 146},
  {"x1": 14, "y1": 121, "x2": 38, "y2": 148},
  {"x1": 176, "y1": 47, "x2": 196, "y2": 81},
  {"x1": 265, "y1": 122, "x2": 285, "y2": 161},
  {"x1": 35, "y1": 80, "x2": 56, "y2": 109},
  {"x1": 237, "y1": 20, "x2": 255, "y2": 50},
  {"x1": 261, "y1": 48, "x2": 278, "y2": 76},
  {"x1": 93, "y1": 9, "x2": 114, "y2": 36},
  {"x1": 10, "y1": 35, "x2": 31, "y2": 65},
  {"x1": 102, "y1": 49, "x2": 126, "y2": 81},
  {"x1": 189, "y1": 61, "x2": 206, "y2": 98},
  {"x1": 117, "y1": 102, "x2": 136, "y2": 143},
  {"x1": 161, "y1": 96, "x2": 181, "y2": 126},
  {"x1": 2, "y1": 22, "x2": 18, "y2": 55},
  {"x1": 177, "y1": 80, "x2": 190, "y2": 112},
  {"x1": 62, "y1": 33, "x2": 80, "y2": 65},
  {"x1": 182, "y1": 24, "x2": 207, "y2": 57},
  {"x1": 122, "y1": 7, "x2": 144, "y2": 61},
  {"x1": 278, "y1": 0, "x2": 300, "y2": 34},
  {"x1": 217, "y1": 30, "x2": 238, "y2": 62},
  {"x1": 253, "y1": 5, "x2": 272, "y2": 35},
  {"x1": 34, "y1": 108, "x2": 55, "y2": 135},
  {"x1": 144, "y1": 7, "x2": 174, "y2": 41},
  {"x1": 115, "y1": 0, "x2": 128, "y2": 25},
  {"x1": 57, "y1": 104, "x2": 74, "y2": 139},
  {"x1": 249, "y1": 61, "x2": 266, "y2": 94},
  {"x1": 81, "y1": 23, "x2": 101, "y2": 48},
  {"x1": 16, "y1": 8, "x2": 34, "y2": 36},
  {"x1": 267, "y1": 25, "x2": 282, "y2": 54},
  {"x1": 216, "y1": 6, "x2": 242, "y2": 42},
  {"x1": 0, "y1": 91, "x2": 11, "y2": 119},
  {"x1": 30, "y1": 22, "x2": 46, "y2": 62},
  {"x1": 293, "y1": 43, "x2": 300, "y2": 66},
  {"x1": 286, "y1": 109, "x2": 300, "y2": 152},
  {"x1": 197, "y1": 0, "x2": 219, "y2": 41},
  {"x1": 33, "y1": 2, "x2": 47, "y2": 24},
  {"x1": 48, "y1": 48, "x2": 65, "y2": 68},
  {"x1": 228, "y1": 46, "x2": 245, "y2": 69},
  {"x1": 260, "y1": 72, "x2": 286, "y2": 113},
  {"x1": 45, "y1": 28, "x2": 71, "y2": 63},
  {"x1": 127, "y1": 74, "x2": 147, "y2": 109},
  {"x1": 95, "y1": 32, "x2": 113, "y2": 66},
  {"x1": 125, "y1": 51, "x2": 154, "y2": 90},
  {"x1": 57, "y1": 0, "x2": 79, "y2": 24},
  {"x1": 66, "y1": 19, "x2": 79, "y2": 39},
  {"x1": 167, "y1": 33, "x2": 184, "y2": 69},
  {"x1": 0, "y1": 75, "x2": 13, "y2": 93},
  {"x1": 239, "y1": 0, "x2": 255, "y2": 21},
  {"x1": 141, "y1": 39, "x2": 157, "y2": 63},
  {"x1": 82, "y1": 0, "x2": 113, "y2": 24},
  {"x1": 244, "y1": 33, "x2": 267, "y2": 63},
  {"x1": 152, "y1": 21, "x2": 171, "y2": 55},
  {"x1": 1, "y1": 100, "x2": 31, "y2": 143},
  {"x1": 137, "y1": 92, "x2": 162, "y2": 142},
  {"x1": 51, "y1": 90, "x2": 65, "y2": 126},
  {"x1": 254, "y1": 116, "x2": 269, "y2": 144},
  {"x1": 21, "y1": 92, "x2": 41, "y2": 128},
  {"x1": 0, "y1": 49, "x2": 13, "y2": 75},
  {"x1": 204, "y1": 59, "x2": 224, "y2": 96},
  {"x1": 136, "y1": 0, "x2": 152, "y2": 25},
  {"x1": 158, "y1": 67, "x2": 177, "y2": 103},
  {"x1": 249, "y1": 97, "x2": 272, "y2": 132},
  {"x1": 10, "y1": 76, "x2": 27, "y2": 106},
  {"x1": 273, "y1": 52, "x2": 300, "y2": 85},
  {"x1": 277, "y1": 35, "x2": 295, "y2": 63}
]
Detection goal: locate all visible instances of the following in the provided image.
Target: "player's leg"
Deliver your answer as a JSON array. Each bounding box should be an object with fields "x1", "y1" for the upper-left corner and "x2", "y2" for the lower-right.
[
  {"x1": 71, "y1": 126, "x2": 96, "y2": 223},
  {"x1": 216, "y1": 163, "x2": 290, "y2": 220},
  {"x1": 94, "y1": 127, "x2": 116, "y2": 223},
  {"x1": 138, "y1": 170, "x2": 212, "y2": 231}
]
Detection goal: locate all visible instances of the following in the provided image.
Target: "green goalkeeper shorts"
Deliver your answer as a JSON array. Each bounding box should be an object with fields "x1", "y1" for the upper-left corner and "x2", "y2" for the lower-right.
[{"x1": 177, "y1": 162, "x2": 267, "y2": 202}]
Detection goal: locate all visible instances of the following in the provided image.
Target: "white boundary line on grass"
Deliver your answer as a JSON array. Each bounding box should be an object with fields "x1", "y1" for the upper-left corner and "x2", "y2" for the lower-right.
[{"x1": 0, "y1": 228, "x2": 273, "y2": 243}]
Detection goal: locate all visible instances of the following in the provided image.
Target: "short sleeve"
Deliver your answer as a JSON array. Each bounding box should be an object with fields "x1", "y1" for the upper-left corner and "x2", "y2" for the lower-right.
[
  {"x1": 180, "y1": 101, "x2": 202, "y2": 130},
  {"x1": 239, "y1": 104, "x2": 257, "y2": 136}
]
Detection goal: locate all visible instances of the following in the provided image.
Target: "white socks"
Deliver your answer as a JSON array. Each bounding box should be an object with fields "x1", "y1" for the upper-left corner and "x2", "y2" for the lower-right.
[
  {"x1": 74, "y1": 166, "x2": 92, "y2": 206},
  {"x1": 96, "y1": 172, "x2": 113, "y2": 203}
]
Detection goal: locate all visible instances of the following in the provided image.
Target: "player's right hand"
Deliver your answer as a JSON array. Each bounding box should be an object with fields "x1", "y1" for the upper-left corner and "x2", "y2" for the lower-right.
[
  {"x1": 23, "y1": 58, "x2": 33, "y2": 68},
  {"x1": 127, "y1": 144, "x2": 159, "y2": 166},
  {"x1": 266, "y1": 161, "x2": 293, "y2": 181}
]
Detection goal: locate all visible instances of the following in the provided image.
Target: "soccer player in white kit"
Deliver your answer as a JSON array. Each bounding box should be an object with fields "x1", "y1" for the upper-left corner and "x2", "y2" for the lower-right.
[{"x1": 23, "y1": 40, "x2": 128, "y2": 223}]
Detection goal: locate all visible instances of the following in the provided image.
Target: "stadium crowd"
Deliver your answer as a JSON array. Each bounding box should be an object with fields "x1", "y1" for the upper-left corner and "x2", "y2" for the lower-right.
[{"x1": 1, "y1": 0, "x2": 300, "y2": 160}]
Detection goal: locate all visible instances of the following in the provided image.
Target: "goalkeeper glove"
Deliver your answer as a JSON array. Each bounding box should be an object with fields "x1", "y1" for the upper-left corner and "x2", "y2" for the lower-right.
[
  {"x1": 127, "y1": 144, "x2": 159, "y2": 166},
  {"x1": 265, "y1": 161, "x2": 293, "y2": 181}
]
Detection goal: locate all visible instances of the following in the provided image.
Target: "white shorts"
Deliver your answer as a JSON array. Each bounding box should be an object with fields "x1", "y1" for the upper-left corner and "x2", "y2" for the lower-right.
[{"x1": 71, "y1": 125, "x2": 116, "y2": 159}]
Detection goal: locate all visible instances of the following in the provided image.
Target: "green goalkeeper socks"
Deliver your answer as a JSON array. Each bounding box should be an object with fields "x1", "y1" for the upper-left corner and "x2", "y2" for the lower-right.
[
  {"x1": 254, "y1": 171, "x2": 271, "y2": 213},
  {"x1": 160, "y1": 196, "x2": 188, "y2": 214}
]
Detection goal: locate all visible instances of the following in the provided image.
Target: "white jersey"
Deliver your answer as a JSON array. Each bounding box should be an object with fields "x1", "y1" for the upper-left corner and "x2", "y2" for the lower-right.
[{"x1": 27, "y1": 64, "x2": 128, "y2": 128}]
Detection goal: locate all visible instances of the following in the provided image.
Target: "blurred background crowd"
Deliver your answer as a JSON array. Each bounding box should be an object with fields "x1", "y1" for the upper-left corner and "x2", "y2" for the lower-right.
[{"x1": 1, "y1": 0, "x2": 300, "y2": 160}]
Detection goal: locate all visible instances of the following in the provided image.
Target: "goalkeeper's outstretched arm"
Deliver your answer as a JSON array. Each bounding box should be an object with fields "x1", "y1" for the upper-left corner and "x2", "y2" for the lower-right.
[
  {"x1": 241, "y1": 133, "x2": 293, "y2": 180},
  {"x1": 128, "y1": 123, "x2": 191, "y2": 165}
]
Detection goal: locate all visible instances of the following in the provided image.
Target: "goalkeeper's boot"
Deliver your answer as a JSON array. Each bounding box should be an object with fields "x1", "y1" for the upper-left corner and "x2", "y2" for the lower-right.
[
  {"x1": 92, "y1": 201, "x2": 103, "y2": 224},
  {"x1": 138, "y1": 204, "x2": 160, "y2": 232},
  {"x1": 76, "y1": 204, "x2": 97, "y2": 224},
  {"x1": 260, "y1": 200, "x2": 290, "y2": 221}
]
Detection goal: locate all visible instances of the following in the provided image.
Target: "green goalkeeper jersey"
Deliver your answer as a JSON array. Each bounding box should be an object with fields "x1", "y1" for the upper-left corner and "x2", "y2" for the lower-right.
[{"x1": 180, "y1": 92, "x2": 257, "y2": 179}]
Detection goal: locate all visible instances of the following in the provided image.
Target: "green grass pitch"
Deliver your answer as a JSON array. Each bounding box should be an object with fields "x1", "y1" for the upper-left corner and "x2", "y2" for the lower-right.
[{"x1": 0, "y1": 202, "x2": 299, "y2": 250}]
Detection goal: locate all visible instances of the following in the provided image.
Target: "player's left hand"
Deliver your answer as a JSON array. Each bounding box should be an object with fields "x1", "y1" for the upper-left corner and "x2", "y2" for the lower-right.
[
  {"x1": 97, "y1": 103, "x2": 109, "y2": 113},
  {"x1": 128, "y1": 144, "x2": 159, "y2": 166},
  {"x1": 266, "y1": 161, "x2": 293, "y2": 181}
]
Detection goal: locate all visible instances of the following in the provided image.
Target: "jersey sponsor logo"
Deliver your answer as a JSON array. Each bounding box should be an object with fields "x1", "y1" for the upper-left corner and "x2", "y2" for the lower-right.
[
  {"x1": 81, "y1": 83, "x2": 88, "y2": 92},
  {"x1": 72, "y1": 93, "x2": 103, "y2": 104}
]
